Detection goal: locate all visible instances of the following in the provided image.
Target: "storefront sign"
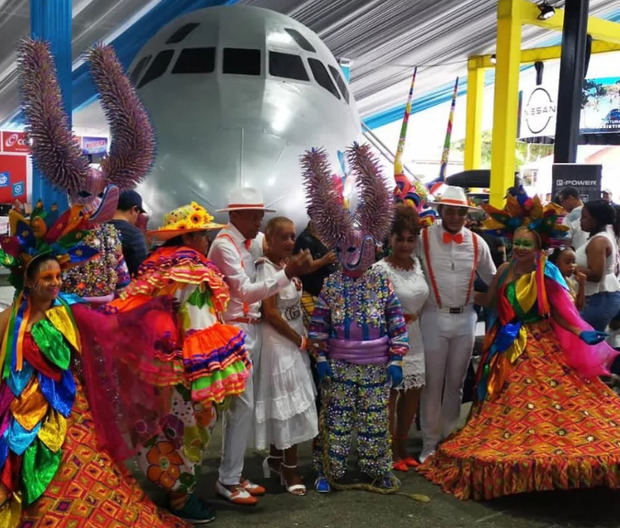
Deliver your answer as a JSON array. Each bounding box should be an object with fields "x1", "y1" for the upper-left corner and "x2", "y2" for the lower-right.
[{"x1": 2, "y1": 131, "x2": 29, "y2": 153}]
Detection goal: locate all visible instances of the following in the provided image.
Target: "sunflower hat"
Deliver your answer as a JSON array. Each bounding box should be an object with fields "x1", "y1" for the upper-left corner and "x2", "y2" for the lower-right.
[
  {"x1": 148, "y1": 202, "x2": 224, "y2": 241},
  {"x1": 481, "y1": 186, "x2": 569, "y2": 248}
]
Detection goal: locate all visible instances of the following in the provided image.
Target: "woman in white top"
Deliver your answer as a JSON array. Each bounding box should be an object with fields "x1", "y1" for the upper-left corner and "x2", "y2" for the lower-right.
[
  {"x1": 576, "y1": 199, "x2": 620, "y2": 331},
  {"x1": 374, "y1": 205, "x2": 429, "y2": 472},
  {"x1": 254, "y1": 217, "x2": 318, "y2": 496}
]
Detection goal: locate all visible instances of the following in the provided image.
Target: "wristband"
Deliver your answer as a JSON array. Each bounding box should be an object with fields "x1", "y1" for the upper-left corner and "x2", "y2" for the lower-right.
[{"x1": 299, "y1": 336, "x2": 308, "y2": 351}]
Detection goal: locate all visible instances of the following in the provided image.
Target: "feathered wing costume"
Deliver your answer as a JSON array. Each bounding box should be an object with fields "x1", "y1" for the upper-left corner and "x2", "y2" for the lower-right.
[
  {"x1": 19, "y1": 39, "x2": 155, "y2": 300},
  {"x1": 303, "y1": 144, "x2": 409, "y2": 489}
]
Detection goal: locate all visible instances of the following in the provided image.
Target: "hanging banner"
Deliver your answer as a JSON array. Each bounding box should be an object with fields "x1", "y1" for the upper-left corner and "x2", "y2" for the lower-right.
[{"x1": 2, "y1": 131, "x2": 30, "y2": 153}]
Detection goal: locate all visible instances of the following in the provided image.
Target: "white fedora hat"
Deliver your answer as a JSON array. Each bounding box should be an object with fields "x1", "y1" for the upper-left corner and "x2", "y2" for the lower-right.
[
  {"x1": 216, "y1": 187, "x2": 276, "y2": 213},
  {"x1": 429, "y1": 185, "x2": 479, "y2": 210}
]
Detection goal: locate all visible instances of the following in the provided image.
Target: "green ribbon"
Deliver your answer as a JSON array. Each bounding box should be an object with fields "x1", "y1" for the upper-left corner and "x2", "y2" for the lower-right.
[{"x1": 31, "y1": 319, "x2": 71, "y2": 370}]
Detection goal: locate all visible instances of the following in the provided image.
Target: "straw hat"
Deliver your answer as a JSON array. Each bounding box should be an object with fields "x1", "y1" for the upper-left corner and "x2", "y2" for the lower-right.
[
  {"x1": 147, "y1": 202, "x2": 224, "y2": 241},
  {"x1": 216, "y1": 187, "x2": 275, "y2": 213},
  {"x1": 428, "y1": 185, "x2": 480, "y2": 210}
]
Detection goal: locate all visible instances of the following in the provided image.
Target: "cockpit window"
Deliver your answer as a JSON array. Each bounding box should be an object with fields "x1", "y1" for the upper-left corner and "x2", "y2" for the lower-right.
[
  {"x1": 130, "y1": 55, "x2": 151, "y2": 85},
  {"x1": 166, "y1": 23, "x2": 200, "y2": 44},
  {"x1": 138, "y1": 50, "x2": 174, "y2": 88},
  {"x1": 328, "y1": 65, "x2": 350, "y2": 103},
  {"x1": 307, "y1": 58, "x2": 340, "y2": 99},
  {"x1": 172, "y1": 47, "x2": 215, "y2": 74},
  {"x1": 223, "y1": 48, "x2": 261, "y2": 75},
  {"x1": 284, "y1": 28, "x2": 316, "y2": 53},
  {"x1": 269, "y1": 51, "x2": 309, "y2": 81}
]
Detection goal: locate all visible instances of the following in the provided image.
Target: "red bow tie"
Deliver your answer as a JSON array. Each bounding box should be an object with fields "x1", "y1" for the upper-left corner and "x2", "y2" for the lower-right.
[{"x1": 443, "y1": 231, "x2": 463, "y2": 244}]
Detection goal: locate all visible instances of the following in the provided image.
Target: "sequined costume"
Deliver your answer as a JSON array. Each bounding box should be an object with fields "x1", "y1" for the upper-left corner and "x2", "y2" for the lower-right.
[
  {"x1": 109, "y1": 245, "x2": 251, "y2": 496},
  {"x1": 309, "y1": 268, "x2": 408, "y2": 479},
  {"x1": 62, "y1": 223, "x2": 130, "y2": 302},
  {"x1": 418, "y1": 236, "x2": 620, "y2": 498}
]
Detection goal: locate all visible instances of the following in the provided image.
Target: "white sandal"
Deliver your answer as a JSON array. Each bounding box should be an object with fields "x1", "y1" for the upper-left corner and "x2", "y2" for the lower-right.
[
  {"x1": 262, "y1": 454, "x2": 283, "y2": 478},
  {"x1": 280, "y1": 462, "x2": 306, "y2": 496}
]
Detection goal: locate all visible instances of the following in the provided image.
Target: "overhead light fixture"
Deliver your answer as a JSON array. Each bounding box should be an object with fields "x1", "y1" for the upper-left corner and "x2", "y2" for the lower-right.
[
  {"x1": 490, "y1": 54, "x2": 497, "y2": 65},
  {"x1": 537, "y1": 2, "x2": 555, "y2": 20}
]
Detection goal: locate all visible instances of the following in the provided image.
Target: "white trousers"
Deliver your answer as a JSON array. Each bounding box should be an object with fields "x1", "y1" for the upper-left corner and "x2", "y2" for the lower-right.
[
  {"x1": 218, "y1": 322, "x2": 261, "y2": 485},
  {"x1": 419, "y1": 307, "x2": 477, "y2": 452}
]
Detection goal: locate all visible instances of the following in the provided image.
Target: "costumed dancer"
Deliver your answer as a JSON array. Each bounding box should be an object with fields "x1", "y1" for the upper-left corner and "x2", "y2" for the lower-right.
[
  {"x1": 208, "y1": 188, "x2": 312, "y2": 506},
  {"x1": 0, "y1": 205, "x2": 186, "y2": 527},
  {"x1": 255, "y1": 217, "x2": 318, "y2": 496},
  {"x1": 374, "y1": 205, "x2": 429, "y2": 472},
  {"x1": 19, "y1": 39, "x2": 155, "y2": 303},
  {"x1": 417, "y1": 185, "x2": 496, "y2": 463},
  {"x1": 418, "y1": 188, "x2": 620, "y2": 500},
  {"x1": 107, "y1": 203, "x2": 252, "y2": 522},
  {"x1": 304, "y1": 144, "x2": 409, "y2": 492}
]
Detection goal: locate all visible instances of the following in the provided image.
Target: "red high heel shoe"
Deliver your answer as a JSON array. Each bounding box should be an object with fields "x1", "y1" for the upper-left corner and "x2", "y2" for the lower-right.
[{"x1": 392, "y1": 459, "x2": 409, "y2": 472}]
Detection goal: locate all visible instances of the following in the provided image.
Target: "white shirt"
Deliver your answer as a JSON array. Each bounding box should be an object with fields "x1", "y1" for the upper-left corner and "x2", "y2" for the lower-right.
[
  {"x1": 575, "y1": 230, "x2": 620, "y2": 296},
  {"x1": 566, "y1": 206, "x2": 588, "y2": 249},
  {"x1": 418, "y1": 223, "x2": 496, "y2": 309},
  {"x1": 208, "y1": 223, "x2": 289, "y2": 321}
]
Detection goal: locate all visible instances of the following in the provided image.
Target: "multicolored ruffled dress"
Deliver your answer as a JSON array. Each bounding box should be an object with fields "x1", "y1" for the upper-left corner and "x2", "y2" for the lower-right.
[
  {"x1": 108, "y1": 246, "x2": 250, "y2": 496},
  {"x1": 418, "y1": 257, "x2": 620, "y2": 500},
  {"x1": 0, "y1": 293, "x2": 188, "y2": 528}
]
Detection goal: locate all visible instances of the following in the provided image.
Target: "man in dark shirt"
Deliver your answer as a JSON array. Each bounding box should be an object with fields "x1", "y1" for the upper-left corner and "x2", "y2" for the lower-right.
[{"x1": 108, "y1": 190, "x2": 148, "y2": 276}]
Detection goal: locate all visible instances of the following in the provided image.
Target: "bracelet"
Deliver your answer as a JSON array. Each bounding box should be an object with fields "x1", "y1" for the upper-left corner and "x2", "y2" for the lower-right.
[{"x1": 299, "y1": 336, "x2": 308, "y2": 351}]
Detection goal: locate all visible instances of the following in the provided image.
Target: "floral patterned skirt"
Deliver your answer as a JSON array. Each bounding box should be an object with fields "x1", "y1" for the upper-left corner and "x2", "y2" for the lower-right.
[
  {"x1": 418, "y1": 322, "x2": 620, "y2": 500},
  {"x1": 135, "y1": 385, "x2": 217, "y2": 495},
  {"x1": 19, "y1": 380, "x2": 188, "y2": 527}
]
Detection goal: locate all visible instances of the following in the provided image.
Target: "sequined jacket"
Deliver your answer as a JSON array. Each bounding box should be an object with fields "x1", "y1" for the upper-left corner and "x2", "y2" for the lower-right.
[
  {"x1": 309, "y1": 267, "x2": 409, "y2": 364},
  {"x1": 62, "y1": 223, "x2": 130, "y2": 299}
]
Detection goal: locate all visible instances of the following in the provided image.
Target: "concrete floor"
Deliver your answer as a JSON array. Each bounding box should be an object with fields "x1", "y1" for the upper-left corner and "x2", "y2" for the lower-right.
[{"x1": 133, "y1": 404, "x2": 620, "y2": 528}]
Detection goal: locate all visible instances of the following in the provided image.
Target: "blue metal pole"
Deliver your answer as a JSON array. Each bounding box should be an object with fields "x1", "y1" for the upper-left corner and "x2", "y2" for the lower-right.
[{"x1": 30, "y1": 0, "x2": 71, "y2": 209}]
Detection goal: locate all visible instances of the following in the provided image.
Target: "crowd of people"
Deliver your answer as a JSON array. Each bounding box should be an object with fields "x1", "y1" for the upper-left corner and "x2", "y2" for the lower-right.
[{"x1": 2, "y1": 37, "x2": 620, "y2": 527}]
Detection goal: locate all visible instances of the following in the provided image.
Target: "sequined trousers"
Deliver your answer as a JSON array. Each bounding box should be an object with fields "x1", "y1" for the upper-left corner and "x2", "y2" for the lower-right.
[{"x1": 313, "y1": 360, "x2": 391, "y2": 480}]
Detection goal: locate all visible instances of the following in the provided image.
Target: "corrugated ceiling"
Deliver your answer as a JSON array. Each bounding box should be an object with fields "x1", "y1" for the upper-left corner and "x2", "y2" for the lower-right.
[{"x1": 0, "y1": 0, "x2": 618, "y2": 128}]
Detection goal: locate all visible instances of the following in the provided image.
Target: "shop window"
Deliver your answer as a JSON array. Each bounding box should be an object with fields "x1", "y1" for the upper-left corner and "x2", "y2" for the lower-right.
[
  {"x1": 329, "y1": 65, "x2": 350, "y2": 103},
  {"x1": 307, "y1": 58, "x2": 340, "y2": 99},
  {"x1": 285, "y1": 28, "x2": 316, "y2": 52},
  {"x1": 172, "y1": 47, "x2": 215, "y2": 74},
  {"x1": 130, "y1": 55, "x2": 151, "y2": 85},
  {"x1": 269, "y1": 51, "x2": 309, "y2": 81},
  {"x1": 166, "y1": 23, "x2": 200, "y2": 44},
  {"x1": 138, "y1": 50, "x2": 174, "y2": 88},
  {"x1": 223, "y1": 48, "x2": 261, "y2": 75}
]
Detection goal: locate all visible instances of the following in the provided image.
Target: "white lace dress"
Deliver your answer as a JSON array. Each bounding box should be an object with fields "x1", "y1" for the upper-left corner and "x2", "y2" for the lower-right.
[
  {"x1": 374, "y1": 258, "x2": 430, "y2": 390},
  {"x1": 254, "y1": 258, "x2": 318, "y2": 450}
]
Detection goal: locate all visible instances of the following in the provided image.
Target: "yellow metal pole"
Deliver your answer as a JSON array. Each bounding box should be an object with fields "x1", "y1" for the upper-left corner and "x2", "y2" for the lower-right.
[
  {"x1": 490, "y1": 0, "x2": 522, "y2": 206},
  {"x1": 464, "y1": 58, "x2": 485, "y2": 170}
]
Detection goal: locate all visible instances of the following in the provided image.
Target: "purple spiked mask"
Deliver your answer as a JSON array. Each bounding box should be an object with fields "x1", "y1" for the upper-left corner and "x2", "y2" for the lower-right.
[
  {"x1": 18, "y1": 40, "x2": 154, "y2": 222},
  {"x1": 302, "y1": 143, "x2": 392, "y2": 276}
]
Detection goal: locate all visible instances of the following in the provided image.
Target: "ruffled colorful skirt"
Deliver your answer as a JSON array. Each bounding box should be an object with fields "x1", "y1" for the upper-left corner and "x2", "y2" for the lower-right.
[
  {"x1": 418, "y1": 321, "x2": 620, "y2": 500},
  {"x1": 17, "y1": 379, "x2": 188, "y2": 527}
]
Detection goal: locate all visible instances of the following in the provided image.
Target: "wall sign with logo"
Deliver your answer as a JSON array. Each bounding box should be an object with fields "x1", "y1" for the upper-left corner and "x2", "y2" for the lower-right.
[
  {"x1": 0, "y1": 155, "x2": 27, "y2": 202},
  {"x1": 551, "y1": 163, "x2": 602, "y2": 203},
  {"x1": 81, "y1": 136, "x2": 108, "y2": 155},
  {"x1": 520, "y1": 86, "x2": 557, "y2": 138},
  {"x1": 2, "y1": 131, "x2": 29, "y2": 153}
]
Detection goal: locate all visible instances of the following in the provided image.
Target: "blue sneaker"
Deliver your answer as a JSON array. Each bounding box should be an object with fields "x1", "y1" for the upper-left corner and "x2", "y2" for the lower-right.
[
  {"x1": 314, "y1": 474, "x2": 331, "y2": 493},
  {"x1": 170, "y1": 494, "x2": 216, "y2": 524}
]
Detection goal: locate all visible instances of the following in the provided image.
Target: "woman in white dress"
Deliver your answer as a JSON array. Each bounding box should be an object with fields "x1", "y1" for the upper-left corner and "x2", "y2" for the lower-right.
[
  {"x1": 255, "y1": 217, "x2": 318, "y2": 496},
  {"x1": 374, "y1": 205, "x2": 429, "y2": 471}
]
